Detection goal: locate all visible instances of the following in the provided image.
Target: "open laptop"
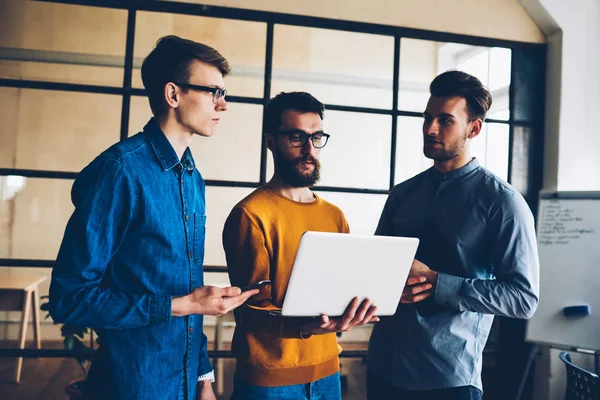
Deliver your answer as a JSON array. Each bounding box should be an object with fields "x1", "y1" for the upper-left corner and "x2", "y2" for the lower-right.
[{"x1": 276, "y1": 231, "x2": 419, "y2": 317}]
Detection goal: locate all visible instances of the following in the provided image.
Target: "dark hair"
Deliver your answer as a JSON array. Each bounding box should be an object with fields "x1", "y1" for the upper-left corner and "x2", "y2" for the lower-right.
[
  {"x1": 263, "y1": 92, "x2": 325, "y2": 134},
  {"x1": 141, "y1": 35, "x2": 231, "y2": 116},
  {"x1": 430, "y1": 70, "x2": 492, "y2": 121}
]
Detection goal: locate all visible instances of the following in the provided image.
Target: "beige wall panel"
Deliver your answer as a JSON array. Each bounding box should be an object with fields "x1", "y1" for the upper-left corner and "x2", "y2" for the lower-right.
[
  {"x1": 272, "y1": 25, "x2": 394, "y2": 108},
  {"x1": 204, "y1": 186, "x2": 254, "y2": 267},
  {"x1": 0, "y1": 0, "x2": 126, "y2": 55},
  {"x1": 0, "y1": 181, "x2": 15, "y2": 258},
  {"x1": 0, "y1": 88, "x2": 19, "y2": 169},
  {"x1": 276, "y1": 25, "x2": 393, "y2": 77},
  {"x1": 188, "y1": 0, "x2": 544, "y2": 43},
  {"x1": 14, "y1": 90, "x2": 120, "y2": 172},
  {"x1": 0, "y1": 1, "x2": 126, "y2": 86},
  {"x1": 133, "y1": 12, "x2": 266, "y2": 97},
  {"x1": 9, "y1": 178, "x2": 73, "y2": 260},
  {"x1": 190, "y1": 102, "x2": 263, "y2": 182},
  {"x1": 0, "y1": 60, "x2": 124, "y2": 87},
  {"x1": 129, "y1": 98, "x2": 263, "y2": 182}
]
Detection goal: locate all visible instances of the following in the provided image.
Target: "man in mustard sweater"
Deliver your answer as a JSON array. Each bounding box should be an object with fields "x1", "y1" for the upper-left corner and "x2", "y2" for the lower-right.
[{"x1": 223, "y1": 91, "x2": 378, "y2": 399}]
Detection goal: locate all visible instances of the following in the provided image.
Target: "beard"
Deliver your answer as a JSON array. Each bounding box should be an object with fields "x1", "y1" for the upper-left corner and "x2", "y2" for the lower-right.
[
  {"x1": 423, "y1": 132, "x2": 468, "y2": 161},
  {"x1": 274, "y1": 145, "x2": 321, "y2": 188}
]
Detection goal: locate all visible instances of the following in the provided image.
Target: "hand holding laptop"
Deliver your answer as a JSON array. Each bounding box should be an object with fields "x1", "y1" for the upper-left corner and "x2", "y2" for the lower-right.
[{"x1": 299, "y1": 297, "x2": 380, "y2": 337}]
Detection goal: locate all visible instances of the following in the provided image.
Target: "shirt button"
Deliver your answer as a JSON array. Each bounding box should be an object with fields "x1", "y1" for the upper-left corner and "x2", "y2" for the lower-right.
[
  {"x1": 176, "y1": 164, "x2": 183, "y2": 172},
  {"x1": 189, "y1": 327, "x2": 193, "y2": 333},
  {"x1": 185, "y1": 215, "x2": 189, "y2": 221},
  {"x1": 189, "y1": 252, "x2": 193, "y2": 259}
]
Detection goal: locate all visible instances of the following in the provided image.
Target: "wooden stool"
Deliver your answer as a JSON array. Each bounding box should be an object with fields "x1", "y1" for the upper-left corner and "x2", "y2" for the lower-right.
[{"x1": 0, "y1": 275, "x2": 47, "y2": 383}]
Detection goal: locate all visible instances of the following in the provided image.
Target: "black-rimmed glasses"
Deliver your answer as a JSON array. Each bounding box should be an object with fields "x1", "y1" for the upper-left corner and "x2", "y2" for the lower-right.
[
  {"x1": 277, "y1": 130, "x2": 330, "y2": 148},
  {"x1": 174, "y1": 82, "x2": 227, "y2": 103}
]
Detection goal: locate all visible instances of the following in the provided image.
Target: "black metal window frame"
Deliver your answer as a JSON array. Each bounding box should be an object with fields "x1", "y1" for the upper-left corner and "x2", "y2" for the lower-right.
[{"x1": 0, "y1": 0, "x2": 544, "y2": 262}]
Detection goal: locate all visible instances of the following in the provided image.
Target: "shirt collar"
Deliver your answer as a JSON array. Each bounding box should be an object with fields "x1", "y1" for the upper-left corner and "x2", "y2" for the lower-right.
[
  {"x1": 430, "y1": 157, "x2": 480, "y2": 182},
  {"x1": 143, "y1": 118, "x2": 196, "y2": 172}
]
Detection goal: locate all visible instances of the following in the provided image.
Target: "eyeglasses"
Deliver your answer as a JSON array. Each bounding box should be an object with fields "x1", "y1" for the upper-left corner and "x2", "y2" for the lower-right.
[
  {"x1": 174, "y1": 82, "x2": 227, "y2": 103},
  {"x1": 277, "y1": 130, "x2": 330, "y2": 149}
]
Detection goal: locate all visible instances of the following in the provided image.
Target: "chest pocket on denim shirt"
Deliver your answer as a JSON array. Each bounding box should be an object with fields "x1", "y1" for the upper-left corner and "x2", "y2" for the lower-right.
[{"x1": 193, "y1": 213, "x2": 206, "y2": 265}]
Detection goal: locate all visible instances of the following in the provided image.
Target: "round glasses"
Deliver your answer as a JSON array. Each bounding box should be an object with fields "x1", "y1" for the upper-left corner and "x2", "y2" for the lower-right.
[
  {"x1": 174, "y1": 82, "x2": 227, "y2": 103},
  {"x1": 278, "y1": 130, "x2": 330, "y2": 149}
]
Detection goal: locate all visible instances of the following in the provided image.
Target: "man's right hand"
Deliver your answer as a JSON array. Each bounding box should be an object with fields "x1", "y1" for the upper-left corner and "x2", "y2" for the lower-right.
[{"x1": 171, "y1": 286, "x2": 259, "y2": 317}]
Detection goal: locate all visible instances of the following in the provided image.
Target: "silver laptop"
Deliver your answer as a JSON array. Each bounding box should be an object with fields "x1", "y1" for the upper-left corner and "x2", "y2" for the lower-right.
[{"x1": 279, "y1": 231, "x2": 419, "y2": 316}]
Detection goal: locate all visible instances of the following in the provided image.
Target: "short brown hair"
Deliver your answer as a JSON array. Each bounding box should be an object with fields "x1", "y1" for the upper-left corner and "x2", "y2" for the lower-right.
[
  {"x1": 430, "y1": 70, "x2": 492, "y2": 121},
  {"x1": 264, "y1": 92, "x2": 325, "y2": 135},
  {"x1": 141, "y1": 35, "x2": 231, "y2": 116}
]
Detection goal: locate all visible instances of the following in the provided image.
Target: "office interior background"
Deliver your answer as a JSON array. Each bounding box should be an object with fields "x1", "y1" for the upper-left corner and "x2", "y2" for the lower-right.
[{"x1": 0, "y1": 0, "x2": 598, "y2": 399}]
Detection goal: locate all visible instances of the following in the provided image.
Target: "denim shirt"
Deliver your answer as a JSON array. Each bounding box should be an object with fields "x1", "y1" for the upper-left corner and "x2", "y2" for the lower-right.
[
  {"x1": 49, "y1": 119, "x2": 211, "y2": 400},
  {"x1": 367, "y1": 159, "x2": 539, "y2": 391}
]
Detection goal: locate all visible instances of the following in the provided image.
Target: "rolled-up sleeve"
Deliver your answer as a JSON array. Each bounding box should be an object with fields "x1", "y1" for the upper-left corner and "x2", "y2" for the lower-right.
[{"x1": 434, "y1": 192, "x2": 540, "y2": 319}]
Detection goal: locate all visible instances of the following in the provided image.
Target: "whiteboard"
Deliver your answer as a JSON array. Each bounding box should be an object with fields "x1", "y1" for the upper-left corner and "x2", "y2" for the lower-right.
[{"x1": 526, "y1": 191, "x2": 600, "y2": 351}]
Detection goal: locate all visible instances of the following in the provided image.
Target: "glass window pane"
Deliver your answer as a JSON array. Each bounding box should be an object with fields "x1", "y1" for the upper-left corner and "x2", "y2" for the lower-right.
[
  {"x1": 471, "y1": 122, "x2": 509, "y2": 181},
  {"x1": 132, "y1": 12, "x2": 266, "y2": 98},
  {"x1": 399, "y1": 39, "x2": 439, "y2": 113},
  {"x1": 404, "y1": 41, "x2": 511, "y2": 121},
  {"x1": 0, "y1": 177, "x2": 73, "y2": 260},
  {"x1": 488, "y1": 48, "x2": 512, "y2": 91},
  {"x1": 314, "y1": 191, "x2": 387, "y2": 235},
  {"x1": 485, "y1": 123, "x2": 510, "y2": 181},
  {"x1": 129, "y1": 96, "x2": 263, "y2": 183},
  {"x1": 0, "y1": 88, "x2": 120, "y2": 172},
  {"x1": 266, "y1": 111, "x2": 392, "y2": 190},
  {"x1": 205, "y1": 186, "x2": 254, "y2": 266},
  {"x1": 272, "y1": 25, "x2": 394, "y2": 109},
  {"x1": 395, "y1": 116, "x2": 433, "y2": 184},
  {"x1": 0, "y1": 1, "x2": 126, "y2": 86}
]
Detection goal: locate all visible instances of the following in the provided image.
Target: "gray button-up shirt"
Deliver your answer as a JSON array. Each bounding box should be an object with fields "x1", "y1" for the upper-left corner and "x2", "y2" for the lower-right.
[{"x1": 367, "y1": 158, "x2": 539, "y2": 391}]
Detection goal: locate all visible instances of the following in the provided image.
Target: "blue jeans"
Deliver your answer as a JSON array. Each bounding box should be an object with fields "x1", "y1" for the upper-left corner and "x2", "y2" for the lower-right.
[{"x1": 231, "y1": 372, "x2": 342, "y2": 400}]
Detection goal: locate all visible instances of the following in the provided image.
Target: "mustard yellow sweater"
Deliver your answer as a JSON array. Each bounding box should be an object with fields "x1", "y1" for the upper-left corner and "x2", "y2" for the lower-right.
[{"x1": 222, "y1": 186, "x2": 349, "y2": 386}]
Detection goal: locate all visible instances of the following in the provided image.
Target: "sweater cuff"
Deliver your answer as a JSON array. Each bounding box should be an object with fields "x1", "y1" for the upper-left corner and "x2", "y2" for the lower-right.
[
  {"x1": 149, "y1": 295, "x2": 172, "y2": 324},
  {"x1": 434, "y1": 273, "x2": 463, "y2": 309},
  {"x1": 282, "y1": 319, "x2": 310, "y2": 339}
]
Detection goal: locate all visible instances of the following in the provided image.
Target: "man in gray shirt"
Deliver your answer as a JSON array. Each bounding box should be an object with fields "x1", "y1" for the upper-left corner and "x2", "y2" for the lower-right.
[{"x1": 367, "y1": 70, "x2": 540, "y2": 400}]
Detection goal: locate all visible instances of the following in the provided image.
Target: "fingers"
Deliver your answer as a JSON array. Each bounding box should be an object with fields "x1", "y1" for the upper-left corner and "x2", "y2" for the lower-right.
[
  {"x1": 362, "y1": 305, "x2": 379, "y2": 324},
  {"x1": 337, "y1": 297, "x2": 360, "y2": 330},
  {"x1": 406, "y1": 276, "x2": 427, "y2": 286},
  {"x1": 400, "y1": 284, "x2": 433, "y2": 304},
  {"x1": 219, "y1": 286, "x2": 242, "y2": 297},
  {"x1": 220, "y1": 289, "x2": 259, "y2": 313},
  {"x1": 350, "y1": 298, "x2": 372, "y2": 326}
]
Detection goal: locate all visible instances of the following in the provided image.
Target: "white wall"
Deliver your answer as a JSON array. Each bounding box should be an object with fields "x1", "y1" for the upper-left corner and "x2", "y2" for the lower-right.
[{"x1": 534, "y1": 0, "x2": 600, "y2": 190}]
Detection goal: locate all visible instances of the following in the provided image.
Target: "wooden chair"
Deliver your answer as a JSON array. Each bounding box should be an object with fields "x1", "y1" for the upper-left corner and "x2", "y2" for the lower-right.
[{"x1": 0, "y1": 274, "x2": 47, "y2": 383}]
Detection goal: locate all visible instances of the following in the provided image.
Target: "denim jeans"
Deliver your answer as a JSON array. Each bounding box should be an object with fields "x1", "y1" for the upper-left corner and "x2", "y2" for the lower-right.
[
  {"x1": 231, "y1": 372, "x2": 342, "y2": 400},
  {"x1": 367, "y1": 369, "x2": 483, "y2": 400}
]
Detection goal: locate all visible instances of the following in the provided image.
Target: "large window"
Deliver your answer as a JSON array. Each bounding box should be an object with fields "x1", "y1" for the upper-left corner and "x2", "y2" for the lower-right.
[{"x1": 0, "y1": 0, "x2": 545, "y2": 268}]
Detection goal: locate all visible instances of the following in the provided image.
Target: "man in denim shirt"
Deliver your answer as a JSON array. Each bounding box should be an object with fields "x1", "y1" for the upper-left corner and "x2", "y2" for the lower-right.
[
  {"x1": 49, "y1": 36, "x2": 257, "y2": 400},
  {"x1": 367, "y1": 71, "x2": 540, "y2": 400}
]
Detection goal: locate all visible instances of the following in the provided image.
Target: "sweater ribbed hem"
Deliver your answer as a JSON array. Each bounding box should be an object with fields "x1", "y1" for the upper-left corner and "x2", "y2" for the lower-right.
[{"x1": 235, "y1": 357, "x2": 340, "y2": 387}]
